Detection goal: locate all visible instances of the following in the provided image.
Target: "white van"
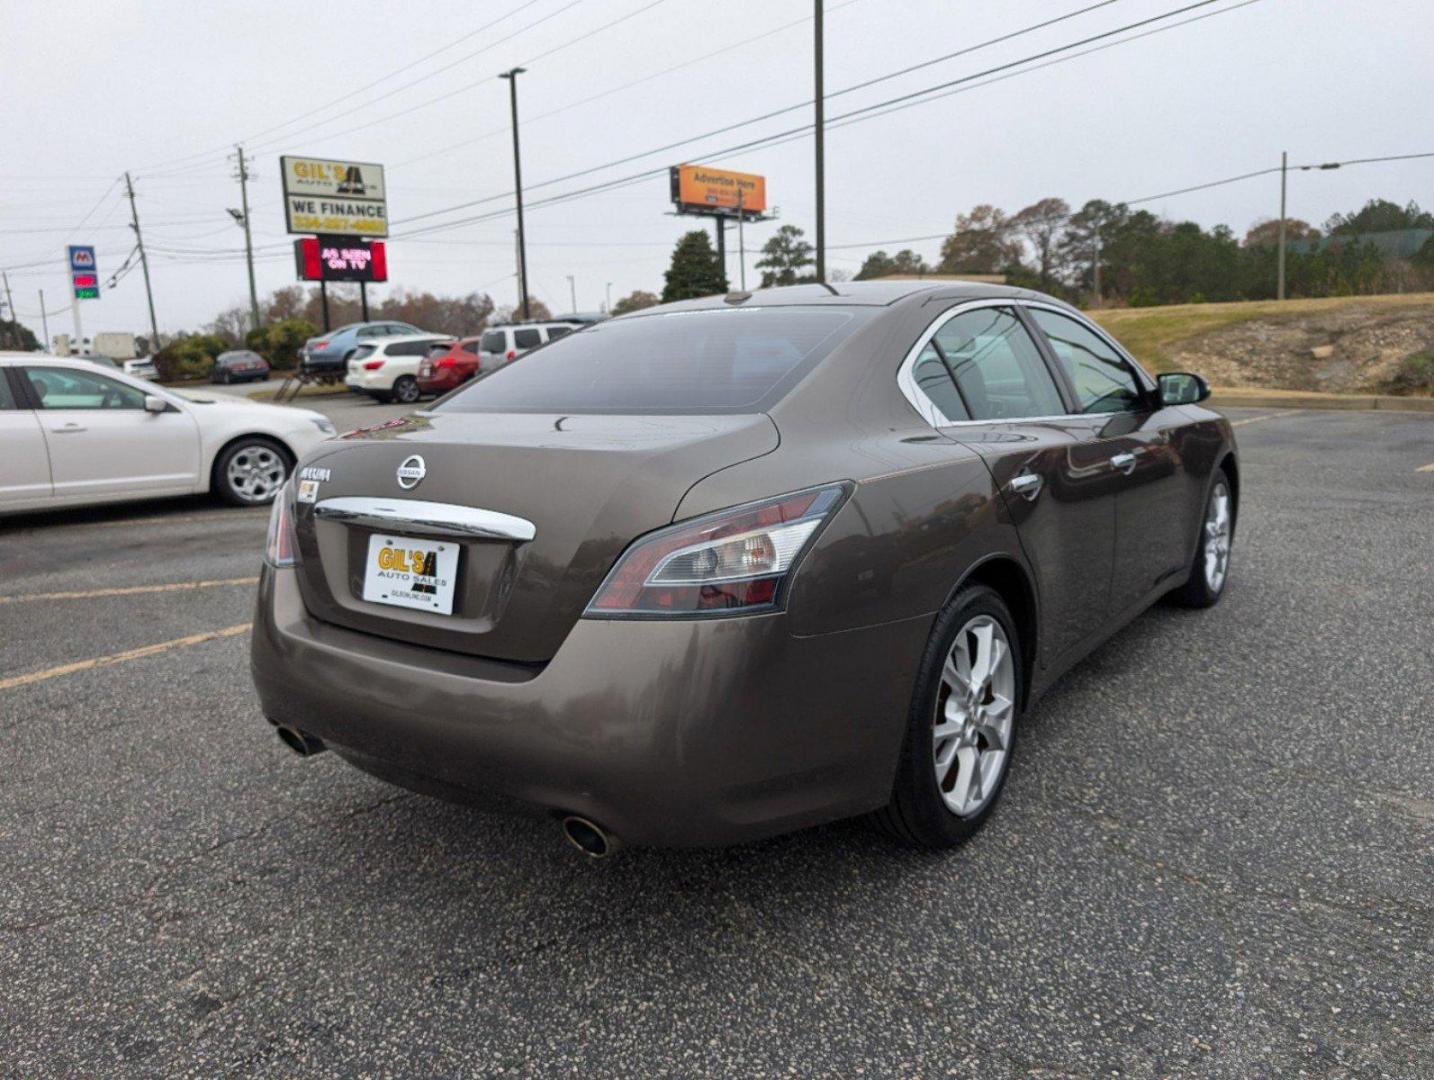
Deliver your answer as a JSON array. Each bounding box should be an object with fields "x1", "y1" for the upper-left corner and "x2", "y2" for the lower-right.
[{"x1": 477, "y1": 322, "x2": 581, "y2": 374}]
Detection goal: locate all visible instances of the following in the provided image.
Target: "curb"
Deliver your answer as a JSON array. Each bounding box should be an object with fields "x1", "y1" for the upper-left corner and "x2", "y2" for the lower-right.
[{"x1": 1209, "y1": 389, "x2": 1434, "y2": 414}]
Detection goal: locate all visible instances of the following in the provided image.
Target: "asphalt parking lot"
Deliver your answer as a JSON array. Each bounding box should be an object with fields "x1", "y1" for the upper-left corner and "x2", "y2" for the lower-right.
[{"x1": 1, "y1": 402, "x2": 1431, "y2": 1078}]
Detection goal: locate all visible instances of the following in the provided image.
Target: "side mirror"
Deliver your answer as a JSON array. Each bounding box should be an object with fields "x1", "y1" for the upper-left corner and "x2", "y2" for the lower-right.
[
  {"x1": 1157, "y1": 372, "x2": 1210, "y2": 407},
  {"x1": 143, "y1": 394, "x2": 169, "y2": 414}
]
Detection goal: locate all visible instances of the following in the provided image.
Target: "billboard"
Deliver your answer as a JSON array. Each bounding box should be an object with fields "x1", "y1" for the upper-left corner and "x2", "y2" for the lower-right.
[
  {"x1": 670, "y1": 165, "x2": 766, "y2": 216},
  {"x1": 294, "y1": 236, "x2": 388, "y2": 282},
  {"x1": 281, "y1": 155, "x2": 388, "y2": 237}
]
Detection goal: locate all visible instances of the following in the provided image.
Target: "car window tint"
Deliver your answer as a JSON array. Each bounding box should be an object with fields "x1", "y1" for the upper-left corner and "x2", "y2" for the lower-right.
[
  {"x1": 23, "y1": 367, "x2": 148, "y2": 410},
  {"x1": 513, "y1": 328, "x2": 542, "y2": 349},
  {"x1": 0, "y1": 372, "x2": 15, "y2": 409},
  {"x1": 546, "y1": 325, "x2": 572, "y2": 341},
  {"x1": 460, "y1": 339, "x2": 481, "y2": 355},
  {"x1": 910, "y1": 343, "x2": 970, "y2": 422},
  {"x1": 480, "y1": 331, "x2": 506, "y2": 353},
  {"x1": 933, "y1": 308, "x2": 1064, "y2": 421},
  {"x1": 437, "y1": 308, "x2": 865, "y2": 414},
  {"x1": 387, "y1": 341, "x2": 431, "y2": 357},
  {"x1": 1029, "y1": 309, "x2": 1144, "y2": 414}
]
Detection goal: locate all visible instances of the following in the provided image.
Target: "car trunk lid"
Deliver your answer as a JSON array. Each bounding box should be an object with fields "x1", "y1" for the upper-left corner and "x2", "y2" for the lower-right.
[{"x1": 290, "y1": 410, "x2": 778, "y2": 662}]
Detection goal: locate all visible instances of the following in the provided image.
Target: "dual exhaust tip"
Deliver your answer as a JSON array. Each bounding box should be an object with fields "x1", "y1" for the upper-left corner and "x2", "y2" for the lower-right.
[{"x1": 273, "y1": 724, "x2": 617, "y2": 858}]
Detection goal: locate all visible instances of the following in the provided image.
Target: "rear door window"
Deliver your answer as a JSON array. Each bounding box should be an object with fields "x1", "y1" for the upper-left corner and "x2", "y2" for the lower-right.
[
  {"x1": 437, "y1": 307, "x2": 866, "y2": 414},
  {"x1": 513, "y1": 328, "x2": 542, "y2": 350},
  {"x1": 480, "y1": 331, "x2": 507, "y2": 354},
  {"x1": 545, "y1": 325, "x2": 573, "y2": 341},
  {"x1": 932, "y1": 308, "x2": 1065, "y2": 421}
]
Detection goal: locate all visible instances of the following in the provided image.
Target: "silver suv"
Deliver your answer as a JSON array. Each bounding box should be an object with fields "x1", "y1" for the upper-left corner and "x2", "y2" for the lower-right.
[{"x1": 477, "y1": 321, "x2": 581, "y2": 374}]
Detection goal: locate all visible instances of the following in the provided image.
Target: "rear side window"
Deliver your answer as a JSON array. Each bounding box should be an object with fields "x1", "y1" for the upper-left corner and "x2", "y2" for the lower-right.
[
  {"x1": 480, "y1": 331, "x2": 506, "y2": 354},
  {"x1": 0, "y1": 371, "x2": 15, "y2": 409},
  {"x1": 932, "y1": 308, "x2": 1065, "y2": 421},
  {"x1": 386, "y1": 341, "x2": 433, "y2": 357},
  {"x1": 351, "y1": 345, "x2": 376, "y2": 360},
  {"x1": 437, "y1": 308, "x2": 866, "y2": 415},
  {"x1": 513, "y1": 328, "x2": 542, "y2": 349},
  {"x1": 910, "y1": 343, "x2": 970, "y2": 422},
  {"x1": 545, "y1": 325, "x2": 573, "y2": 341},
  {"x1": 460, "y1": 339, "x2": 481, "y2": 355},
  {"x1": 1029, "y1": 309, "x2": 1145, "y2": 414}
]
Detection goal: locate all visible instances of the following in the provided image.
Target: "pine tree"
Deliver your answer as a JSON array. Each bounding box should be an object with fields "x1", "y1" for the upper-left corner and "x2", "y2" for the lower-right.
[{"x1": 661, "y1": 231, "x2": 727, "y2": 302}]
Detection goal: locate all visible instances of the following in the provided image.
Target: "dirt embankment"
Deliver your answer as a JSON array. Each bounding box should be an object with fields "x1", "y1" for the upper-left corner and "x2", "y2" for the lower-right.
[{"x1": 1092, "y1": 295, "x2": 1434, "y2": 395}]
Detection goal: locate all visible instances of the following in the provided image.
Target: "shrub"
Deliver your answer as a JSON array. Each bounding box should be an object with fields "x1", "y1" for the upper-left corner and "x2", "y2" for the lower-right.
[
  {"x1": 1387, "y1": 352, "x2": 1434, "y2": 395},
  {"x1": 154, "y1": 334, "x2": 227, "y2": 382},
  {"x1": 247, "y1": 319, "x2": 315, "y2": 371}
]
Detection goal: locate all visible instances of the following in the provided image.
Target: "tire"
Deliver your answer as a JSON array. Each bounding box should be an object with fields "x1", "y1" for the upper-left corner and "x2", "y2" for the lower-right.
[
  {"x1": 371, "y1": 391, "x2": 394, "y2": 404},
  {"x1": 213, "y1": 436, "x2": 291, "y2": 507},
  {"x1": 1171, "y1": 469, "x2": 1233, "y2": 608},
  {"x1": 875, "y1": 585, "x2": 1023, "y2": 848},
  {"x1": 392, "y1": 375, "x2": 421, "y2": 404}
]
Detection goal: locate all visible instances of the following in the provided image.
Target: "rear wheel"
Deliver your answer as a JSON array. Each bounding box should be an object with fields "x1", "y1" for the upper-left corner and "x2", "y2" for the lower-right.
[
  {"x1": 393, "y1": 375, "x2": 421, "y2": 404},
  {"x1": 1172, "y1": 471, "x2": 1233, "y2": 608},
  {"x1": 875, "y1": 585, "x2": 1022, "y2": 848},
  {"x1": 213, "y1": 437, "x2": 290, "y2": 507}
]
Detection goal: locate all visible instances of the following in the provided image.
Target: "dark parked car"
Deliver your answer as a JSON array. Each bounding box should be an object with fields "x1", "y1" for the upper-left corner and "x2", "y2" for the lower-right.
[
  {"x1": 212, "y1": 349, "x2": 270, "y2": 384},
  {"x1": 252, "y1": 281, "x2": 1237, "y2": 855}
]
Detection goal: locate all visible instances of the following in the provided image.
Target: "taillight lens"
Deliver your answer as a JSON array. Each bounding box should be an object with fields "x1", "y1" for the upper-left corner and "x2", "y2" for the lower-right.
[
  {"x1": 362, "y1": 359, "x2": 385, "y2": 370},
  {"x1": 437, "y1": 357, "x2": 456, "y2": 368},
  {"x1": 584, "y1": 484, "x2": 848, "y2": 618},
  {"x1": 264, "y1": 483, "x2": 297, "y2": 567},
  {"x1": 506, "y1": 350, "x2": 516, "y2": 361},
  {"x1": 314, "y1": 340, "x2": 329, "y2": 350}
]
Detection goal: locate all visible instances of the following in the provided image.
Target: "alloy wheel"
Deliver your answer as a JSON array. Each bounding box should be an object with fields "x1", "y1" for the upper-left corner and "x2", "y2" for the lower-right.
[
  {"x1": 394, "y1": 377, "x2": 420, "y2": 404},
  {"x1": 933, "y1": 615, "x2": 1015, "y2": 818},
  {"x1": 226, "y1": 444, "x2": 286, "y2": 503},
  {"x1": 1204, "y1": 480, "x2": 1232, "y2": 592}
]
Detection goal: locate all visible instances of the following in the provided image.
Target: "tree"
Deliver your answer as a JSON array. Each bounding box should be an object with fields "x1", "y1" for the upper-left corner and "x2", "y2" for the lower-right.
[
  {"x1": 1243, "y1": 217, "x2": 1319, "y2": 248},
  {"x1": 1325, "y1": 198, "x2": 1434, "y2": 236},
  {"x1": 662, "y1": 230, "x2": 727, "y2": 302},
  {"x1": 0, "y1": 318, "x2": 39, "y2": 352},
  {"x1": 938, "y1": 204, "x2": 1022, "y2": 274},
  {"x1": 208, "y1": 305, "x2": 250, "y2": 346},
  {"x1": 755, "y1": 225, "x2": 814, "y2": 287},
  {"x1": 1010, "y1": 197, "x2": 1070, "y2": 285},
  {"x1": 494, "y1": 297, "x2": 552, "y2": 323},
  {"x1": 1059, "y1": 199, "x2": 1127, "y2": 300},
  {"x1": 855, "y1": 248, "x2": 929, "y2": 280},
  {"x1": 611, "y1": 290, "x2": 659, "y2": 315}
]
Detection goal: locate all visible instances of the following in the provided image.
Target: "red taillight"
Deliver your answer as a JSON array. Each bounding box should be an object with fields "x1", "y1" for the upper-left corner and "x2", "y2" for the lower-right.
[
  {"x1": 506, "y1": 350, "x2": 516, "y2": 361},
  {"x1": 314, "y1": 340, "x2": 329, "y2": 350},
  {"x1": 362, "y1": 359, "x2": 385, "y2": 370},
  {"x1": 584, "y1": 485, "x2": 848, "y2": 617},
  {"x1": 437, "y1": 357, "x2": 456, "y2": 369},
  {"x1": 264, "y1": 486, "x2": 297, "y2": 567}
]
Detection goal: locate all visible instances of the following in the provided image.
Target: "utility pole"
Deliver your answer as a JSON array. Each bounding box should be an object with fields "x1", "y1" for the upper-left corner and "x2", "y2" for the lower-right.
[
  {"x1": 234, "y1": 146, "x2": 261, "y2": 333},
  {"x1": 736, "y1": 188, "x2": 747, "y2": 291},
  {"x1": 1091, "y1": 232, "x2": 1102, "y2": 307},
  {"x1": 1, "y1": 272, "x2": 14, "y2": 334},
  {"x1": 813, "y1": 0, "x2": 826, "y2": 283},
  {"x1": 39, "y1": 289, "x2": 50, "y2": 348},
  {"x1": 1277, "y1": 150, "x2": 1287, "y2": 302},
  {"x1": 499, "y1": 67, "x2": 531, "y2": 320},
  {"x1": 124, "y1": 172, "x2": 161, "y2": 349},
  {"x1": 566, "y1": 275, "x2": 577, "y2": 314},
  {"x1": 713, "y1": 217, "x2": 726, "y2": 285},
  {"x1": 604, "y1": 281, "x2": 612, "y2": 313}
]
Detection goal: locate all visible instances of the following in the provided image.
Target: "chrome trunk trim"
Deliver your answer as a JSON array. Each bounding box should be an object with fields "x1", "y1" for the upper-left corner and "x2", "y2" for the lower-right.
[{"x1": 313, "y1": 497, "x2": 536, "y2": 541}]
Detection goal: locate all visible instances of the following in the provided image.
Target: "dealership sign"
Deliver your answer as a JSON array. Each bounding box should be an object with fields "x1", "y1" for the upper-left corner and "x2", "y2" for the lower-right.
[
  {"x1": 294, "y1": 235, "x2": 388, "y2": 283},
  {"x1": 281, "y1": 155, "x2": 388, "y2": 237},
  {"x1": 670, "y1": 164, "x2": 766, "y2": 217}
]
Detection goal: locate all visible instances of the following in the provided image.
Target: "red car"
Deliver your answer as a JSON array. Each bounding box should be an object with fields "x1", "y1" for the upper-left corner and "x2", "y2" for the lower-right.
[{"x1": 416, "y1": 337, "x2": 482, "y2": 395}]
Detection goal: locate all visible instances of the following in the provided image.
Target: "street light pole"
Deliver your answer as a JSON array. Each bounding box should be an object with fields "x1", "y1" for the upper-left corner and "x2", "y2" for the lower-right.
[
  {"x1": 566, "y1": 274, "x2": 576, "y2": 314},
  {"x1": 1277, "y1": 150, "x2": 1287, "y2": 302},
  {"x1": 499, "y1": 67, "x2": 531, "y2": 320},
  {"x1": 813, "y1": 0, "x2": 826, "y2": 283}
]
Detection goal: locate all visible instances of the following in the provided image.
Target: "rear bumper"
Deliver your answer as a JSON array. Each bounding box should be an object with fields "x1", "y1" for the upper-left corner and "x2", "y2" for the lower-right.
[
  {"x1": 417, "y1": 371, "x2": 464, "y2": 393},
  {"x1": 250, "y1": 566, "x2": 928, "y2": 847}
]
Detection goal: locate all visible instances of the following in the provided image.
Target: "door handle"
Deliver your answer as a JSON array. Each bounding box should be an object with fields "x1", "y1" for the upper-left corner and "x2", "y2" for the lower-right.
[
  {"x1": 50, "y1": 423, "x2": 87, "y2": 434},
  {"x1": 1008, "y1": 472, "x2": 1043, "y2": 500},
  {"x1": 1109, "y1": 451, "x2": 1137, "y2": 474}
]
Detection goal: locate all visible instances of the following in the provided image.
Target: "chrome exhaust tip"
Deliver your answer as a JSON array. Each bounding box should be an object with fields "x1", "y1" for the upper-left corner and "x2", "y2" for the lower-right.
[
  {"x1": 275, "y1": 724, "x2": 327, "y2": 757},
  {"x1": 561, "y1": 815, "x2": 617, "y2": 859}
]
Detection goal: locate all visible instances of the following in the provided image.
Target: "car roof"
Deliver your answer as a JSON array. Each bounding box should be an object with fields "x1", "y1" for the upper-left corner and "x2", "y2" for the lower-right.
[
  {"x1": 371, "y1": 333, "x2": 452, "y2": 345},
  {"x1": 0, "y1": 352, "x2": 117, "y2": 369}
]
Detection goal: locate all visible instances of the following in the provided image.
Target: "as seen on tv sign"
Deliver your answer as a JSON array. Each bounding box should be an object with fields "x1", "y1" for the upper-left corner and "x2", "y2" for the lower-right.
[{"x1": 294, "y1": 235, "x2": 388, "y2": 283}]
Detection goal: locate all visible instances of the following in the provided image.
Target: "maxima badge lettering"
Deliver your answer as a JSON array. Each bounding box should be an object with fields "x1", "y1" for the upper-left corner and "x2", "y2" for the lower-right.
[{"x1": 396, "y1": 455, "x2": 426, "y2": 491}]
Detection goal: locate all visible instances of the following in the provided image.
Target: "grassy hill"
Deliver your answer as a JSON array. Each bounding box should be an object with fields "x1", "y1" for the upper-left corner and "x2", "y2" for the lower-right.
[{"x1": 1089, "y1": 293, "x2": 1434, "y2": 395}]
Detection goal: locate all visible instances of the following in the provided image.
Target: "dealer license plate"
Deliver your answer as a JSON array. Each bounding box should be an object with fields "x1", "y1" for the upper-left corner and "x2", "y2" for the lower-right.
[{"x1": 362, "y1": 535, "x2": 458, "y2": 614}]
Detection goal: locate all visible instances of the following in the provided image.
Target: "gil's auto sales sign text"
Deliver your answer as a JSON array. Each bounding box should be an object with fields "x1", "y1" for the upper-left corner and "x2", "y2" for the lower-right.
[{"x1": 281, "y1": 155, "x2": 388, "y2": 237}]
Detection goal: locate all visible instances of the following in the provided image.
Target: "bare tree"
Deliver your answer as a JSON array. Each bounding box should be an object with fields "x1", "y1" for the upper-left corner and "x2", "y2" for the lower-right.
[{"x1": 1010, "y1": 198, "x2": 1070, "y2": 285}]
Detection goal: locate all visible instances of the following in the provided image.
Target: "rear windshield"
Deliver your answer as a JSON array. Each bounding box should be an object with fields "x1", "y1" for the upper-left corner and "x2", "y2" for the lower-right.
[
  {"x1": 480, "y1": 331, "x2": 506, "y2": 354},
  {"x1": 435, "y1": 308, "x2": 865, "y2": 414}
]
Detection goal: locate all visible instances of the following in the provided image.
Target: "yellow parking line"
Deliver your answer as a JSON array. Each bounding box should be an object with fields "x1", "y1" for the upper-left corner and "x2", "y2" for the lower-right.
[
  {"x1": 1231, "y1": 410, "x2": 1302, "y2": 427},
  {"x1": 1418, "y1": 463, "x2": 1434, "y2": 473},
  {"x1": 0, "y1": 624, "x2": 250, "y2": 692},
  {"x1": 0, "y1": 577, "x2": 258, "y2": 605}
]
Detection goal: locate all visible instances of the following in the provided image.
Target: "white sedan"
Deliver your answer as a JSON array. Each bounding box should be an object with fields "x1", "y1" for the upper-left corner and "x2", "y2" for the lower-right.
[{"x1": 0, "y1": 353, "x2": 334, "y2": 515}]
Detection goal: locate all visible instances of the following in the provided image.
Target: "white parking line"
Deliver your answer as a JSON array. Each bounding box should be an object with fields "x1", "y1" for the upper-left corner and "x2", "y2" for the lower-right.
[
  {"x1": 1418, "y1": 463, "x2": 1434, "y2": 473},
  {"x1": 0, "y1": 577, "x2": 258, "y2": 605},
  {"x1": 1231, "y1": 410, "x2": 1303, "y2": 428},
  {"x1": 0, "y1": 624, "x2": 250, "y2": 692}
]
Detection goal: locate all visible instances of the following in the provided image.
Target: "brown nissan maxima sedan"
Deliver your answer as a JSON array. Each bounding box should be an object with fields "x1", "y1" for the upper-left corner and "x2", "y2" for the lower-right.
[{"x1": 251, "y1": 281, "x2": 1237, "y2": 854}]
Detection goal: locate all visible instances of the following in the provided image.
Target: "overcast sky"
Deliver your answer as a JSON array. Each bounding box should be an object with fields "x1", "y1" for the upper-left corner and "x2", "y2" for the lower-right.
[{"x1": 4, "y1": 0, "x2": 1431, "y2": 338}]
